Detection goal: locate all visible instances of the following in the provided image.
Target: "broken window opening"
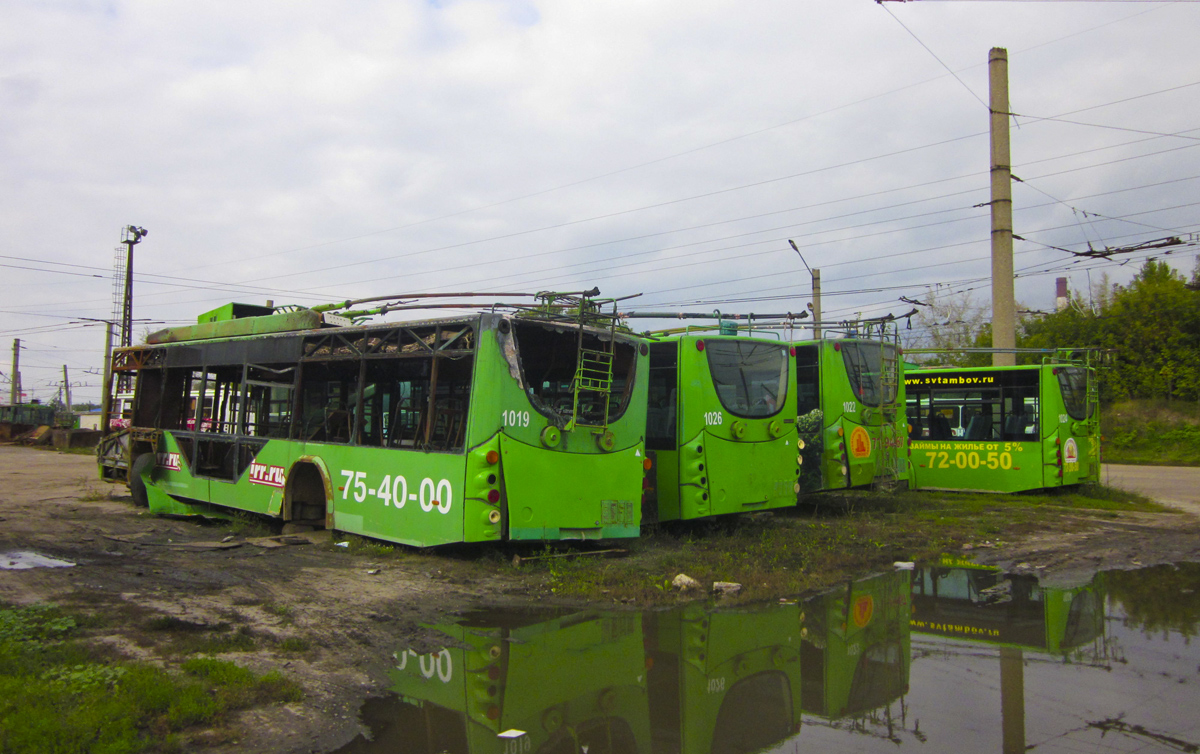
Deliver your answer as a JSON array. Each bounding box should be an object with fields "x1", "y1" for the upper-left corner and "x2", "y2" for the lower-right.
[{"x1": 512, "y1": 322, "x2": 637, "y2": 427}]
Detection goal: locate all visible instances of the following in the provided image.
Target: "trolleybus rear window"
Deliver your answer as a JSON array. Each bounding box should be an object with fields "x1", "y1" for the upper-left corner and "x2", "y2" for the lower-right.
[
  {"x1": 512, "y1": 322, "x2": 638, "y2": 425},
  {"x1": 841, "y1": 342, "x2": 898, "y2": 407},
  {"x1": 704, "y1": 340, "x2": 788, "y2": 418},
  {"x1": 1057, "y1": 367, "x2": 1092, "y2": 420}
]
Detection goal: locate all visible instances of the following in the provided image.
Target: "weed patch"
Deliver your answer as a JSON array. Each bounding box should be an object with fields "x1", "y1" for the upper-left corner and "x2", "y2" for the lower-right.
[
  {"x1": 0, "y1": 602, "x2": 302, "y2": 754},
  {"x1": 1103, "y1": 399, "x2": 1200, "y2": 466},
  {"x1": 517, "y1": 484, "x2": 1165, "y2": 605}
]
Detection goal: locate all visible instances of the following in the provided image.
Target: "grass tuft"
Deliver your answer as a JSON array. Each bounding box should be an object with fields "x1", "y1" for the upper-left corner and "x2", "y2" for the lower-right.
[{"x1": 0, "y1": 602, "x2": 302, "y2": 754}]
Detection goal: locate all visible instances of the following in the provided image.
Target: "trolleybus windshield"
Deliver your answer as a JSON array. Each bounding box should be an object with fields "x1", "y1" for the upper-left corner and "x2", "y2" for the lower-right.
[{"x1": 704, "y1": 340, "x2": 788, "y2": 418}]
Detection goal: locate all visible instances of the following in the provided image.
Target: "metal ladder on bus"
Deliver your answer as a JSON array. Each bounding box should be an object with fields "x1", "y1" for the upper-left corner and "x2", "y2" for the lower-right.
[
  {"x1": 873, "y1": 322, "x2": 904, "y2": 492},
  {"x1": 568, "y1": 310, "x2": 616, "y2": 433}
]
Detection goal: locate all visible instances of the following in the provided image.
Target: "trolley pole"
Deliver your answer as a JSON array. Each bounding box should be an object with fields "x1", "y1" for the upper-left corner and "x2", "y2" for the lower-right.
[
  {"x1": 10, "y1": 339, "x2": 20, "y2": 405},
  {"x1": 989, "y1": 47, "x2": 1016, "y2": 366}
]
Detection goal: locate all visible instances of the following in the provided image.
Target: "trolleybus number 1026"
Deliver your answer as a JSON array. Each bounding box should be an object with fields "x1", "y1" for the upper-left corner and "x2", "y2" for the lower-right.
[
  {"x1": 339, "y1": 470, "x2": 453, "y2": 513},
  {"x1": 925, "y1": 451, "x2": 1014, "y2": 471},
  {"x1": 704, "y1": 411, "x2": 724, "y2": 426}
]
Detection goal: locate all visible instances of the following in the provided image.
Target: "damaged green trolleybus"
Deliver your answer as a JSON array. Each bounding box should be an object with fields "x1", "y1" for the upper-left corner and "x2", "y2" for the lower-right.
[{"x1": 96, "y1": 291, "x2": 649, "y2": 546}]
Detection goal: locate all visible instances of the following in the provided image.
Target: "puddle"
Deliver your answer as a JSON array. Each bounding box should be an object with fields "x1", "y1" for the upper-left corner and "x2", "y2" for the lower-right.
[
  {"x1": 335, "y1": 560, "x2": 1200, "y2": 753},
  {"x1": 0, "y1": 551, "x2": 76, "y2": 570}
]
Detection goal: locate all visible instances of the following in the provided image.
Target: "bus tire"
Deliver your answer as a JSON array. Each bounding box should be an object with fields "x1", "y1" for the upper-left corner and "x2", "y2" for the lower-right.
[{"x1": 130, "y1": 453, "x2": 154, "y2": 508}]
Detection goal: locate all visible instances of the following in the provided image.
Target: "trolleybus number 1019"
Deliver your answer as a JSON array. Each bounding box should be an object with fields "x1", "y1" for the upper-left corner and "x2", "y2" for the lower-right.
[
  {"x1": 502, "y1": 410, "x2": 531, "y2": 427},
  {"x1": 924, "y1": 451, "x2": 1014, "y2": 471},
  {"x1": 339, "y1": 470, "x2": 453, "y2": 513}
]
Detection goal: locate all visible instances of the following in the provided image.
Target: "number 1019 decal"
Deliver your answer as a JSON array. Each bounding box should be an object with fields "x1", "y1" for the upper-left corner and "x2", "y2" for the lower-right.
[
  {"x1": 340, "y1": 470, "x2": 453, "y2": 514},
  {"x1": 503, "y1": 410, "x2": 531, "y2": 427}
]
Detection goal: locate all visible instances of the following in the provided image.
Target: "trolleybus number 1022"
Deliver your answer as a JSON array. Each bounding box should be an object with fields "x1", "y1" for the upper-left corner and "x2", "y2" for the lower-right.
[
  {"x1": 339, "y1": 470, "x2": 453, "y2": 513},
  {"x1": 925, "y1": 451, "x2": 1014, "y2": 471}
]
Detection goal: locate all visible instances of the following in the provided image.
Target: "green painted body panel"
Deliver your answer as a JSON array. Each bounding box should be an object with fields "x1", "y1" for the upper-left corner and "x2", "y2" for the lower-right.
[
  {"x1": 794, "y1": 338, "x2": 906, "y2": 495},
  {"x1": 127, "y1": 312, "x2": 649, "y2": 546},
  {"x1": 799, "y1": 571, "x2": 911, "y2": 720},
  {"x1": 910, "y1": 555, "x2": 1104, "y2": 654},
  {"x1": 386, "y1": 612, "x2": 650, "y2": 752},
  {"x1": 146, "y1": 310, "x2": 322, "y2": 344},
  {"x1": 906, "y1": 363, "x2": 1100, "y2": 493},
  {"x1": 652, "y1": 449, "x2": 680, "y2": 522},
  {"x1": 648, "y1": 603, "x2": 804, "y2": 753},
  {"x1": 501, "y1": 437, "x2": 643, "y2": 539},
  {"x1": 652, "y1": 334, "x2": 799, "y2": 521}
]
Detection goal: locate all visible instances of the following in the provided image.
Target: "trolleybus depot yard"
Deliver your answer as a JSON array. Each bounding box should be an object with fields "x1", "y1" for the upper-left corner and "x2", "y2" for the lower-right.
[
  {"x1": 95, "y1": 290, "x2": 1100, "y2": 537},
  {"x1": 3, "y1": 289, "x2": 1199, "y2": 752}
]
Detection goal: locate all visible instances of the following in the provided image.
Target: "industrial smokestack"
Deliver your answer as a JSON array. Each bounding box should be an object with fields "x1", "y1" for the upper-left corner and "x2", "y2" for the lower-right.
[{"x1": 1055, "y1": 278, "x2": 1068, "y2": 312}]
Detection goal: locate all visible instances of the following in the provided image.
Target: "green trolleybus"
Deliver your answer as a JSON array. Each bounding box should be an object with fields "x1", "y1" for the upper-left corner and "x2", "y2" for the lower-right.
[
  {"x1": 644, "y1": 602, "x2": 804, "y2": 753},
  {"x1": 904, "y1": 355, "x2": 1099, "y2": 492},
  {"x1": 910, "y1": 554, "x2": 1105, "y2": 656},
  {"x1": 799, "y1": 570, "x2": 911, "y2": 722},
  {"x1": 635, "y1": 317, "x2": 800, "y2": 523},
  {"x1": 96, "y1": 293, "x2": 649, "y2": 546},
  {"x1": 792, "y1": 321, "x2": 907, "y2": 495},
  {"x1": 379, "y1": 609, "x2": 651, "y2": 753}
]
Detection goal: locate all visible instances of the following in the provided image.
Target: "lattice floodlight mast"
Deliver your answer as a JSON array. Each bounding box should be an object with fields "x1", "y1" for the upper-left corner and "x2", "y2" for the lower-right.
[{"x1": 117, "y1": 226, "x2": 147, "y2": 349}]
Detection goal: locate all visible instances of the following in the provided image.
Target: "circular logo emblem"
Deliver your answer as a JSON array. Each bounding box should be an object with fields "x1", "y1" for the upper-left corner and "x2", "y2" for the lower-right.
[
  {"x1": 852, "y1": 594, "x2": 875, "y2": 628},
  {"x1": 1063, "y1": 437, "x2": 1079, "y2": 464},
  {"x1": 849, "y1": 426, "x2": 872, "y2": 459}
]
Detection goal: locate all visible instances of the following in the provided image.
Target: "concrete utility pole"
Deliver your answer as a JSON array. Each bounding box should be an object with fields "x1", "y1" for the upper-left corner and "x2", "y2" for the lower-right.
[
  {"x1": 989, "y1": 47, "x2": 1016, "y2": 366},
  {"x1": 10, "y1": 339, "x2": 20, "y2": 405},
  {"x1": 63, "y1": 365, "x2": 72, "y2": 413},
  {"x1": 100, "y1": 321, "x2": 115, "y2": 432}
]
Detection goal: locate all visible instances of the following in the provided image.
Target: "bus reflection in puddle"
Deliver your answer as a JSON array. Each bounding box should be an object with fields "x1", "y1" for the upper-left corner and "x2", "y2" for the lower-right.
[{"x1": 335, "y1": 563, "x2": 1200, "y2": 754}]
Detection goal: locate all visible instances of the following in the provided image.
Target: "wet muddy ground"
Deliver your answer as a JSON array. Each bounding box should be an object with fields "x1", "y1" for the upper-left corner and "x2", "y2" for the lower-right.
[{"x1": 2, "y1": 444, "x2": 1199, "y2": 752}]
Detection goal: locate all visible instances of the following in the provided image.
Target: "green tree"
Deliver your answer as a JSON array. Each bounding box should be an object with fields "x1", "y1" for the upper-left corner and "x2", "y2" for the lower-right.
[{"x1": 1021, "y1": 260, "x2": 1200, "y2": 401}]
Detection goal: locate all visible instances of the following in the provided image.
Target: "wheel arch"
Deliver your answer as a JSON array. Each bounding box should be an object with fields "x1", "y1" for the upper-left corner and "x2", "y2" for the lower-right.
[{"x1": 284, "y1": 455, "x2": 334, "y2": 526}]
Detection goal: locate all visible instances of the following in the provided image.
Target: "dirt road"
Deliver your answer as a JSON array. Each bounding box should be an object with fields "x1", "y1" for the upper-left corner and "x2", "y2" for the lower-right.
[
  {"x1": 0, "y1": 445, "x2": 522, "y2": 753},
  {"x1": 1102, "y1": 463, "x2": 1200, "y2": 517}
]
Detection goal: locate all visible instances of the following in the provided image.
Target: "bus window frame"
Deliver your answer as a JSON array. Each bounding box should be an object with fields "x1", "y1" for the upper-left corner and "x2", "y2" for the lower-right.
[{"x1": 703, "y1": 339, "x2": 790, "y2": 420}]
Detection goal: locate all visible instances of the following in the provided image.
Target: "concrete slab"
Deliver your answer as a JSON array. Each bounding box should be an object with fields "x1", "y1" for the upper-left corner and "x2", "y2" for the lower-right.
[{"x1": 1102, "y1": 464, "x2": 1200, "y2": 518}]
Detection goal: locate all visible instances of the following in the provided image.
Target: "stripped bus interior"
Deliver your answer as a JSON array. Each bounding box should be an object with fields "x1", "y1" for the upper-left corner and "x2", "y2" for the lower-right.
[{"x1": 99, "y1": 295, "x2": 647, "y2": 544}]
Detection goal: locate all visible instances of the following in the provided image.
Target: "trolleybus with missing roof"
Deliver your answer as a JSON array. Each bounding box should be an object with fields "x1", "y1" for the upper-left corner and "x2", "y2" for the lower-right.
[
  {"x1": 792, "y1": 319, "x2": 908, "y2": 495},
  {"x1": 904, "y1": 354, "x2": 1099, "y2": 493},
  {"x1": 96, "y1": 291, "x2": 649, "y2": 546},
  {"x1": 631, "y1": 313, "x2": 801, "y2": 523}
]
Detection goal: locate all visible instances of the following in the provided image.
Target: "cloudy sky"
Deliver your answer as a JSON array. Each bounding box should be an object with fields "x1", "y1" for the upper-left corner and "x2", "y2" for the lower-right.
[{"x1": 2, "y1": 0, "x2": 1198, "y2": 404}]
